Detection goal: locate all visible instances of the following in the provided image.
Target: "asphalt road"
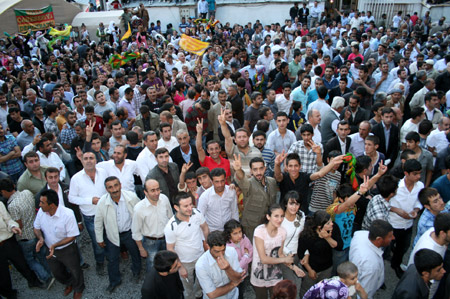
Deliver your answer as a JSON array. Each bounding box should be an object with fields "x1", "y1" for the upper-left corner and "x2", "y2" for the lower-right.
[{"x1": 10, "y1": 228, "x2": 403, "y2": 299}]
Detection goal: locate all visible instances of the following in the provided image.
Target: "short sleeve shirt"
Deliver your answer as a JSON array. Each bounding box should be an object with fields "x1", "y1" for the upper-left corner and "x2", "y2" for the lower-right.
[
  {"x1": 200, "y1": 156, "x2": 231, "y2": 179},
  {"x1": 251, "y1": 224, "x2": 286, "y2": 287},
  {"x1": 164, "y1": 208, "x2": 206, "y2": 263},
  {"x1": 279, "y1": 172, "x2": 311, "y2": 208}
]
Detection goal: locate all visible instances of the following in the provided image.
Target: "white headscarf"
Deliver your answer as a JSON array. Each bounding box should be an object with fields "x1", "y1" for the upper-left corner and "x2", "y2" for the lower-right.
[{"x1": 108, "y1": 21, "x2": 116, "y2": 34}]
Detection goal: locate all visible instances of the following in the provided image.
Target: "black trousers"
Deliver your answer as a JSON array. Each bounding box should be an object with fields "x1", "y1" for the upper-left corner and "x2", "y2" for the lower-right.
[
  {"x1": 47, "y1": 242, "x2": 85, "y2": 293},
  {"x1": 0, "y1": 236, "x2": 40, "y2": 298},
  {"x1": 391, "y1": 227, "x2": 413, "y2": 268}
]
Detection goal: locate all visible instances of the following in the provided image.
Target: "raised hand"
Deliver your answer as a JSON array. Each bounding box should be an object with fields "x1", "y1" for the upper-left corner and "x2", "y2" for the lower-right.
[
  {"x1": 359, "y1": 175, "x2": 369, "y2": 195},
  {"x1": 216, "y1": 255, "x2": 231, "y2": 270},
  {"x1": 377, "y1": 160, "x2": 388, "y2": 176},
  {"x1": 196, "y1": 118, "x2": 203, "y2": 134},
  {"x1": 331, "y1": 155, "x2": 345, "y2": 166},
  {"x1": 275, "y1": 150, "x2": 287, "y2": 165},
  {"x1": 181, "y1": 161, "x2": 193, "y2": 173},
  {"x1": 86, "y1": 120, "x2": 94, "y2": 138},
  {"x1": 74, "y1": 146, "x2": 83, "y2": 161},
  {"x1": 308, "y1": 140, "x2": 321, "y2": 155},
  {"x1": 217, "y1": 108, "x2": 227, "y2": 126},
  {"x1": 232, "y1": 154, "x2": 242, "y2": 172}
]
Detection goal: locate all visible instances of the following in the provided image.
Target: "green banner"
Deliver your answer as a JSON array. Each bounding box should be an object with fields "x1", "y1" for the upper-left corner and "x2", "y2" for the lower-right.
[{"x1": 14, "y1": 5, "x2": 55, "y2": 33}]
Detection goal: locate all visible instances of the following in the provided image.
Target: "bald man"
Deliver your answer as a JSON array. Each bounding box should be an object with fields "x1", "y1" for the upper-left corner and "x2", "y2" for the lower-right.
[
  {"x1": 132, "y1": 179, "x2": 173, "y2": 272},
  {"x1": 16, "y1": 119, "x2": 40, "y2": 149}
]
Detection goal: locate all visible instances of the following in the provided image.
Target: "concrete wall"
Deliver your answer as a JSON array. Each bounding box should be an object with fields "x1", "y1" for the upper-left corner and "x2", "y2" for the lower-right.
[{"x1": 72, "y1": 2, "x2": 294, "y2": 41}]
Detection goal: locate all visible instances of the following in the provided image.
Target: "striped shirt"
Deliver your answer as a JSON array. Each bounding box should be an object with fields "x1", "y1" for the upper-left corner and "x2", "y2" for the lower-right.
[{"x1": 309, "y1": 170, "x2": 341, "y2": 212}]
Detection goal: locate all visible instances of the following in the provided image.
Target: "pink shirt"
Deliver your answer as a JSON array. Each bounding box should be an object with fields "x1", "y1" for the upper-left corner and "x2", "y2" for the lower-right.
[{"x1": 227, "y1": 235, "x2": 253, "y2": 273}]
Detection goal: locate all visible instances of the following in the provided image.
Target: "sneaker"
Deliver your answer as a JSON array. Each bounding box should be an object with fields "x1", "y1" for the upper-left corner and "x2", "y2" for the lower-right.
[
  {"x1": 80, "y1": 263, "x2": 90, "y2": 270},
  {"x1": 96, "y1": 262, "x2": 105, "y2": 276},
  {"x1": 45, "y1": 277, "x2": 56, "y2": 290},
  {"x1": 400, "y1": 264, "x2": 407, "y2": 271}
]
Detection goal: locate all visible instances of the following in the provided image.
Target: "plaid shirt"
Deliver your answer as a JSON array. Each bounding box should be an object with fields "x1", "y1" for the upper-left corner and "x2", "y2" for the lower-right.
[
  {"x1": 44, "y1": 117, "x2": 60, "y2": 137},
  {"x1": 288, "y1": 140, "x2": 322, "y2": 174},
  {"x1": 185, "y1": 105, "x2": 208, "y2": 138},
  {"x1": 133, "y1": 86, "x2": 146, "y2": 116},
  {"x1": 413, "y1": 202, "x2": 450, "y2": 246},
  {"x1": 362, "y1": 194, "x2": 390, "y2": 230},
  {"x1": 60, "y1": 124, "x2": 77, "y2": 146},
  {"x1": 7, "y1": 190, "x2": 36, "y2": 240},
  {"x1": 0, "y1": 135, "x2": 25, "y2": 175}
]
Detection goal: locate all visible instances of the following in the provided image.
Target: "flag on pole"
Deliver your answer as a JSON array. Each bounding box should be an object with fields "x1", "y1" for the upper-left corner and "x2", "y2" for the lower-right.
[
  {"x1": 121, "y1": 23, "x2": 131, "y2": 41},
  {"x1": 179, "y1": 34, "x2": 210, "y2": 56}
]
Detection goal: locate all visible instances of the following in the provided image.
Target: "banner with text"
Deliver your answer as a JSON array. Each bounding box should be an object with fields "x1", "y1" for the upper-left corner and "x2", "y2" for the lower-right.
[{"x1": 14, "y1": 6, "x2": 55, "y2": 33}]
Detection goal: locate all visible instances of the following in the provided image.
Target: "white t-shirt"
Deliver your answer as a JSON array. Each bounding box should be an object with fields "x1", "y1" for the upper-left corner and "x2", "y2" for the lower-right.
[
  {"x1": 164, "y1": 208, "x2": 206, "y2": 263},
  {"x1": 282, "y1": 212, "x2": 305, "y2": 255},
  {"x1": 408, "y1": 227, "x2": 447, "y2": 266}
]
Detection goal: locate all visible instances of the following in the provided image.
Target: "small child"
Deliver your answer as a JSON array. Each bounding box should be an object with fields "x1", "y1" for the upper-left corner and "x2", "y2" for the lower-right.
[
  {"x1": 303, "y1": 261, "x2": 368, "y2": 299},
  {"x1": 224, "y1": 219, "x2": 253, "y2": 299}
]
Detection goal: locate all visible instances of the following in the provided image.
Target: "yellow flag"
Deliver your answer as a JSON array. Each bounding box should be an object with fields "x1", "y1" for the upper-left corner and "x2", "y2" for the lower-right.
[
  {"x1": 49, "y1": 25, "x2": 72, "y2": 37},
  {"x1": 179, "y1": 34, "x2": 210, "y2": 56},
  {"x1": 121, "y1": 23, "x2": 131, "y2": 41}
]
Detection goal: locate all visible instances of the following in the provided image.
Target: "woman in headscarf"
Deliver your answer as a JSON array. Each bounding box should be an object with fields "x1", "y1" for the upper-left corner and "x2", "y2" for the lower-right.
[{"x1": 107, "y1": 21, "x2": 120, "y2": 44}]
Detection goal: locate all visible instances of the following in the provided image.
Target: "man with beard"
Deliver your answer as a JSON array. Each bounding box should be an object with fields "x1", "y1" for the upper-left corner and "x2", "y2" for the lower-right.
[
  {"x1": 253, "y1": 130, "x2": 275, "y2": 177},
  {"x1": 232, "y1": 155, "x2": 278, "y2": 240},
  {"x1": 94, "y1": 176, "x2": 141, "y2": 293}
]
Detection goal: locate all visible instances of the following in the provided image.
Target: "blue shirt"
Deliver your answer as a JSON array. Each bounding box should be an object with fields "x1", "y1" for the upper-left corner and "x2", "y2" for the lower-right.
[
  {"x1": 306, "y1": 89, "x2": 329, "y2": 109},
  {"x1": 181, "y1": 146, "x2": 192, "y2": 164},
  {"x1": 413, "y1": 201, "x2": 450, "y2": 246},
  {"x1": 291, "y1": 86, "x2": 310, "y2": 114},
  {"x1": 334, "y1": 210, "x2": 355, "y2": 250},
  {"x1": 431, "y1": 174, "x2": 450, "y2": 203}
]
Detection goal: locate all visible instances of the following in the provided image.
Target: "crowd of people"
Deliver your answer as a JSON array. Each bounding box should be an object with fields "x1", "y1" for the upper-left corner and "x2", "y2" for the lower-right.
[{"x1": 1, "y1": 1, "x2": 450, "y2": 298}]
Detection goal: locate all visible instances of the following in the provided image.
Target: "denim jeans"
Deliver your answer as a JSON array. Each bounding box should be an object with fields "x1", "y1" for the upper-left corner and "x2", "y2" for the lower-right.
[
  {"x1": 18, "y1": 239, "x2": 52, "y2": 282},
  {"x1": 142, "y1": 238, "x2": 166, "y2": 273},
  {"x1": 82, "y1": 214, "x2": 105, "y2": 264},
  {"x1": 105, "y1": 230, "x2": 141, "y2": 286},
  {"x1": 332, "y1": 248, "x2": 349, "y2": 276}
]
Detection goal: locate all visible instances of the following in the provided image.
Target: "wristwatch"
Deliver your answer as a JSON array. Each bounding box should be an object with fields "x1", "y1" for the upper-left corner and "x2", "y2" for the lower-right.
[{"x1": 356, "y1": 191, "x2": 364, "y2": 196}]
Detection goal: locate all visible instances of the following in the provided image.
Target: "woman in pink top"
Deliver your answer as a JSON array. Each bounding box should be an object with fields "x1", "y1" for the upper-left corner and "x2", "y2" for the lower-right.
[
  {"x1": 251, "y1": 204, "x2": 294, "y2": 298},
  {"x1": 173, "y1": 81, "x2": 186, "y2": 106},
  {"x1": 225, "y1": 219, "x2": 253, "y2": 299}
]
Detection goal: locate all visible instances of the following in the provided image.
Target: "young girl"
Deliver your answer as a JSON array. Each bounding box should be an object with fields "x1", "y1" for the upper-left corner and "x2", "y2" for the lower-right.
[
  {"x1": 251, "y1": 204, "x2": 293, "y2": 298},
  {"x1": 281, "y1": 191, "x2": 306, "y2": 298},
  {"x1": 224, "y1": 219, "x2": 253, "y2": 299}
]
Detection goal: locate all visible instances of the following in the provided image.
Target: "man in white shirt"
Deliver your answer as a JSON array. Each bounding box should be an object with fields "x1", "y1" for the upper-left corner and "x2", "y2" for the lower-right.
[
  {"x1": 97, "y1": 145, "x2": 142, "y2": 192},
  {"x1": 34, "y1": 189, "x2": 84, "y2": 299},
  {"x1": 349, "y1": 220, "x2": 394, "y2": 299},
  {"x1": 69, "y1": 151, "x2": 108, "y2": 275},
  {"x1": 157, "y1": 123, "x2": 179, "y2": 152},
  {"x1": 165, "y1": 192, "x2": 209, "y2": 299},
  {"x1": 266, "y1": 112, "x2": 297, "y2": 155},
  {"x1": 408, "y1": 212, "x2": 450, "y2": 266},
  {"x1": 389, "y1": 159, "x2": 424, "y2": 278},
  {"x1": 427, "y1": 116, "x2": 450, "y2": 154},
  {"x1": 349, "y1": 121, "x2": 372, "y2": 157},
  {"x1": 132, "y1": 179, "x2": 173, "y2": 273},
  {"x1": 197, "y1": 168, "x2": 239, "y2": 232},
  {"x1": 36, "y1": 136, "x2": 66, "y2": 181},
  {"x1": 94, "y1": 176, "x2": 141, "y2": 293},
  {"x1": 307, "y1": 86, "x2": 331, "y2": 120},
  {"x1": 195, "y1": 231, "x2": 244, "y2": 299}
]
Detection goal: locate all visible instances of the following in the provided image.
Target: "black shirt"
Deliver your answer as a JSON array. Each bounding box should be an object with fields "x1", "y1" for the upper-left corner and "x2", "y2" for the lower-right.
[
  {"x1": 141, "y1": 268, "x2": 184, "y2": 299},
  {"x1": 279, "y1": 172, "x2": 311, "y2": 208},
  {"x1": 227, "y1": 94, "x2": 244, "y2": 126},
  {"x1": 159, "y1": 167, "x2": 177, "y2": 204}
]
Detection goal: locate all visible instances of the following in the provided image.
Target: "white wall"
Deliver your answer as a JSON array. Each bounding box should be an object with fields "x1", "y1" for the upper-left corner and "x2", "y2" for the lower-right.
[{"x1": 72, "y1": 2, "x2": 294, "y2": 41}]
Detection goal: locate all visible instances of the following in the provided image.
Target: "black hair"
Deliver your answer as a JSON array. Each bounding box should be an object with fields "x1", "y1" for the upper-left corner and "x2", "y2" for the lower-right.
[
  {"x1": 153, "y1": 250, "x2": 179, "y2": 272},
  {"x1": 40, "y1": 189, "x2": 59, "y2": 206},
  {"x1": 210, "y1": 168, "x2": 226, "y2": 179},
  {"x1": 173, "y1": 192, "x2": 191, "y2": 207},
  {"x1": 286, "y1": 153, "x2": 301, "y2": 166},
  {"x1": 206, "y1": 231, "x2": 227, "y2": 248},
  {"x1": 355, "y1": 155, "x2": 371, "y2": 173},
  {"x1": 281, "y1": 190, "x2": 300, "y2": 210},
  {"x1": 195, "y1": 167, "x2": 211, "y2": 178},
  {"x1": 336, "y1": 183, "x2": 354, "y2": 199},
  {"x1": 300, "y1": 210, "x2": 331, "y2": 240},
  {"x1": 403, "y1": 159, "x2": 422, "y2": 173},
  {"x1": 414, "y1": 249, "x2": 443, "y2": 276},
  {"x1": 155, "y1": 147, "x2": 169, "y2": 157},
  {"x1": 434, "y1": 212, "x2": 450, "y2": 236},
  {"x1": 377, "y1": 175, "x2": 399, "y2": 198},
  {"x1": 400, "y1": 149, "x2": 415, "y2": 161},
  {"x1": 126, "y1": 131, "x2": 139, "y2": 144},
  {"x1": 418, "y1": 120, "x2": 433, "y2": 135},
  {"x1": 300, "y1": 124, "x2": 313, "y2": 135},
  {"x1": 368, "y1": 219, "x2": 393, "y2": 241},
  {"x1": 249, "y1": 157, "x2": 265, "y2": 169},
  {"x1": 0, "y1": 178, "x2": 15, "y2": 192},
  {"x1": 261, "y1": 203, "x2": 283, "y2": 224},
  {"x1": 252, "y1": 130, "x2": 266, "y2": 140},
  {"x1": 411, "y1": 107, "x2": 425, "y2": 119}
]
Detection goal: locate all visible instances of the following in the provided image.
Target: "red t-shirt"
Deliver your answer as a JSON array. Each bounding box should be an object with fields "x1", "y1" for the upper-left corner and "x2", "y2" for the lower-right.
[
  {"x1": 201, "y1": 155, "x2": 231, "y2": 179},
  {"x1": 85, "y1": 116, "x2": 105, "y2": 136}
]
